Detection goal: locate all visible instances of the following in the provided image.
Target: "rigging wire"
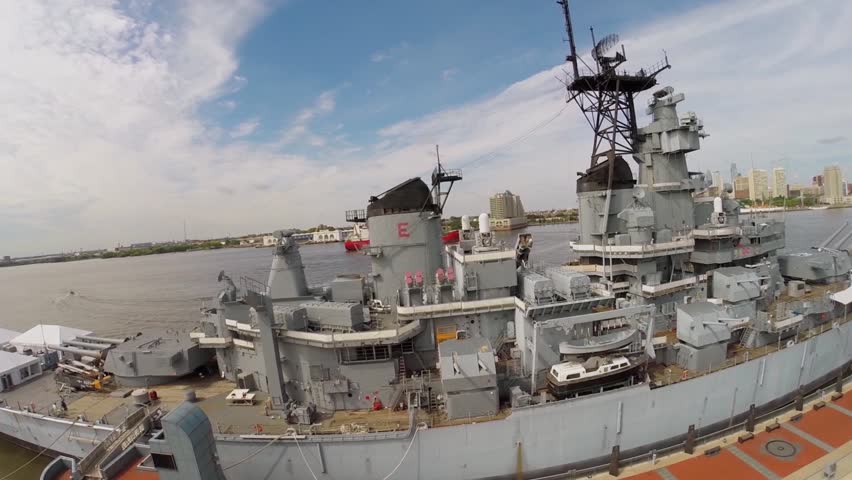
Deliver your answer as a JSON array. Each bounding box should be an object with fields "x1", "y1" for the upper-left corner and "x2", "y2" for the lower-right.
[
  {"x1": 292, "y1": 433, "x2": 320, "y2": 480},
  {"x1": 457, "y1": 103, "x2": 570, "y2": 171},
  {"x1": 381, "y1": 423, "x2": 424, "y2": 480},
  {"x1": 0, "y1": 418, "x2": 78, "y2": 480},
  {"x1": 221, "y1": 434, "x2": 284, "y2": 471},
  {"x1": 414, "y1": 102, "x2": 570, "y2": 180}
]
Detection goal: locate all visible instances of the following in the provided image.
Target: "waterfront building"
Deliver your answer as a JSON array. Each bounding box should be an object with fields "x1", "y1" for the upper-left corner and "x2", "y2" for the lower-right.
[
  {"x1": 711, "y1": 171, "x2": 722, "y2": 189},
  {"x1": 708, "y1": 171, "x2": 722, "y2": 195},
  {"x1": 823, "y1": 165, "x2": 844, "y2": 204},
  {"x1": 789, "y1": 184, "x2": 820, "y2": 198},
  {"x1": 734, "y1": 176, "x2": 750, "y2": 200},
  {"x1": 748, "y1": 168, "x2": 769, "y2": 202},
  {"x1": 772, "y1": 167, "x2": 787, "y2": 197},
  {"x1": 489, "y1": 190, "x2": 528, "y2": 230},
  {"x1": 312, "y1": 229, "x2": 346, "y2": 243}
]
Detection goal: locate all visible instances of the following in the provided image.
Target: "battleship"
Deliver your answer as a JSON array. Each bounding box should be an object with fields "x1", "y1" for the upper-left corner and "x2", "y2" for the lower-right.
[{"x1": 0, "y1": 3, "x2": 851, "y2": 480}]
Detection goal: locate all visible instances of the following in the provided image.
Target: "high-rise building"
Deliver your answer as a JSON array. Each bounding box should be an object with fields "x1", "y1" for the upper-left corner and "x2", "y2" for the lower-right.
[
  {"x1": 748, "y1": 169, "x2": 769, "y2": 201},
  {"x1": 489, "y1": 190, "x2": 528, "y2": 230},
  {"x1": 707, "y1": 171, "x2": 723, "y2": 196},
  {"x1": 730, "y1": 163, "x2": 738, "y2": 185},
  {"x1": 772, "y1": 167, "x2": 787, "y2": 198},
  {"x1": 823, "y1": 165, "x2": 844, "y2": 204},
  {"x1": 734, "y1": 176, "x2": 750, "y2": 200},
  {"x1": 789, "y1": 184, "x2": 820, "y2": 198},
  {"x1": 813, "y1": 175, "x2": 824, "y2": 187}
]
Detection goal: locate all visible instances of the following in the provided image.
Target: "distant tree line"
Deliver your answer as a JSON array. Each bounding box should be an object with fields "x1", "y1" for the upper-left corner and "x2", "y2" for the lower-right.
[
  {"x1": 738, "y1": 196, "x2": 819, "y2": 208},
  {"x1": 101, "y1": 239, "x2": 239, "y2": 258}
]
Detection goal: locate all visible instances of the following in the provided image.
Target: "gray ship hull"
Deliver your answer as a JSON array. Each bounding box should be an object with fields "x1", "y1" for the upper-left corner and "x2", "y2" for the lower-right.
[
  {"x1": 2, "y1": 321, "x2": 849, "y2": 479},
  {"x1": 217, "y1": 322, "x2": 851, "y2": 479}
]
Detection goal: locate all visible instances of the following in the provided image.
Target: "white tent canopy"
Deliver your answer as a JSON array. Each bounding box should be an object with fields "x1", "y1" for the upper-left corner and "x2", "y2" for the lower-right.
[
  {"x1": 10, "y1": 324, "x2": 92, "y2": 350},
  {"x1": 830, "y1": 286, "x2": 852, "y2": 306},
  {"x1": 0, "y1": 328, "x2": 21, "y2": 346}
]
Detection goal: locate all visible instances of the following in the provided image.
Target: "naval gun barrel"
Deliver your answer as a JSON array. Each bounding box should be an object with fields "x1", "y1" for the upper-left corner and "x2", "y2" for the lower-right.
[
  {"x1": 64, "y1": 339, "x2": 112, "y2": 350},
  {"x1": 49, "y1": 345, "x2": 103, "y2": 360},
  {"x1": 818, "y1": 222, "x2": 849, "y2": 250},
  {"x1": 81, "y1": 335, "x2": 128, "y2": 345},
  {"x1": 833, "y1": 229, "x2": 852, "y2": 250}
]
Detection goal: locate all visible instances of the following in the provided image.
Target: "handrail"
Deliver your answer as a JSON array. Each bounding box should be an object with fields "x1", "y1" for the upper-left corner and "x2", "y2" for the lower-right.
[{"x1": 75, "y1": 408, "x2": 148, "y2": 477}]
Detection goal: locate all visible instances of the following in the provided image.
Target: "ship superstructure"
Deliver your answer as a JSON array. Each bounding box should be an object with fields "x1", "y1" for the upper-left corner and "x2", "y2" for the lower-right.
[{"x1": 2, "y1": 3, "x2": 850, "y2": 480}]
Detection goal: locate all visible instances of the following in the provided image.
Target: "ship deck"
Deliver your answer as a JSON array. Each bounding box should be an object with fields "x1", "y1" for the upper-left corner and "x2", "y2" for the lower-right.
[
  {"x1": 2, "y1": 309, "x2": 846, "y2": 437},
  {"x1": 0, "y1": 372, "x2": 511, "y2": 436},
  {"x1": 768, "y1": 282, "x2": 847, "y2": 320},
  {"x1": 647, "y1": 303, "x2": 848, "y2": 388}
]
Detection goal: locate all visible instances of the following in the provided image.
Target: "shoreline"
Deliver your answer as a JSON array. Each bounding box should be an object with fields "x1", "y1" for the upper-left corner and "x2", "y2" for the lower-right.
[{"x1": 3, "y1": 207, "x2": 847, "y2": 269}]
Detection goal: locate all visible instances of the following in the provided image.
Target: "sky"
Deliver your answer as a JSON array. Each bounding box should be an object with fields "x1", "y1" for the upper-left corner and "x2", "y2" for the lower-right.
[{"x1": 1, "y1": 0, "x2": 850, "y2": 256}]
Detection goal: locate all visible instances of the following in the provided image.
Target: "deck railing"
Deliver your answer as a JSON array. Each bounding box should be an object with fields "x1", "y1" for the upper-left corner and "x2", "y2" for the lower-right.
[{"x1": 654, "y1": 312, "x2": 850, "y2": 388}]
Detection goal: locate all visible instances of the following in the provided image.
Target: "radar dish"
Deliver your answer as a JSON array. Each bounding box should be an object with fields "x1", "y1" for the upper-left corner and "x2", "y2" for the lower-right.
[{"x1": 592, "y1": 33, "x2": 619, "y2": 61}]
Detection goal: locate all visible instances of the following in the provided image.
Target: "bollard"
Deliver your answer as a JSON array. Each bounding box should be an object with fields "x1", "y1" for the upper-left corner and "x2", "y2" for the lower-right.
[
  {"x1": 685, "y1": 424, "x2": 696, "y2": 454},
  {"x1": 835, "y1": 363, "x2": 847, "y2": 395},
  {"x1": 746, "y1": 404, "x2": 756, "y2": 433},
  {"x1": 609, "y1": 445, "x2": 620, "y2": 477}
]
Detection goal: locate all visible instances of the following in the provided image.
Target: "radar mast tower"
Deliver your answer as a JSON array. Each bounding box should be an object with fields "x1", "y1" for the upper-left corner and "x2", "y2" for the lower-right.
[{"x1": 557, "y1": 0, "x2": 670, "y2": 167}]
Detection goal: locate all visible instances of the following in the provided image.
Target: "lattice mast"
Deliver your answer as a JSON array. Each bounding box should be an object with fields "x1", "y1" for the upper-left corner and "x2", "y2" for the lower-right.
[
  {"x1": 557, "y1": 0, "x2": 670, "y2": 167},
  {"x1": 428, "y1": 145, "x2": 462, "y2": 214}
]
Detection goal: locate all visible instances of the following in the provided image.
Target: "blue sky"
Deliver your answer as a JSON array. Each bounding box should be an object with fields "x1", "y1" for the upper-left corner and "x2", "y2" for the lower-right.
[
  {"x1": 0, "y1": 0, "x2": 850, "y2": 256},
  {"x1": 213, "y1": 0, "x2": 703, "y2": 148}
]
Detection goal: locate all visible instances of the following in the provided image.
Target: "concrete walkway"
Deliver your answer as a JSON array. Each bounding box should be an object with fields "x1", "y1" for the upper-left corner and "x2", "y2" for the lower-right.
[{"x1": 600, "y1": 383, "x2": 852, "y2": 480}]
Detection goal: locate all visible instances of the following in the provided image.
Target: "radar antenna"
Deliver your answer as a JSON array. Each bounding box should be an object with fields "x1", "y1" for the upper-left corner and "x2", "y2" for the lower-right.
[
  {"x1": 591, "y1": 33, "x2": 620, "y2": 63},
  {"x1": 557, "y1": 0, "x2": 670, "y2": 167}
]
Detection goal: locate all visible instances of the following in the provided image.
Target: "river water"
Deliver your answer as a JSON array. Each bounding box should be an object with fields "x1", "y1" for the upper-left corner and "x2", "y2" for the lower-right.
[{"x1": 1, "y1": 208, "x2": 851, "y2": 478}]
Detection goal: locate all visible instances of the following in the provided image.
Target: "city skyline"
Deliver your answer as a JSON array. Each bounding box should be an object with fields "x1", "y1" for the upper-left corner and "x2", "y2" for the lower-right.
[{"x1": 729, "y1": 161, "x2": 850, "y2": 203}]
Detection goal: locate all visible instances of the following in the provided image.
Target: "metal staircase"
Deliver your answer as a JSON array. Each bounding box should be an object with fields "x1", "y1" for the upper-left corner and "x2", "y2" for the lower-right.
[
  {"x1": 397, "y1": 356, "x2": 407, "y2": 381},
  {"x1": 740, "y1": 327, "x2": 757, "y2": 349},
  {"x1": 74, "y1": 408, "x2": 152, "y2": 479}
]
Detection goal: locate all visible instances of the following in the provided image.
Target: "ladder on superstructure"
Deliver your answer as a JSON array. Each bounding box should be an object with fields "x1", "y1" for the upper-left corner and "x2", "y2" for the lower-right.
[{"x1": 73, "y1": 408, "x2": 152, "y2": 479}]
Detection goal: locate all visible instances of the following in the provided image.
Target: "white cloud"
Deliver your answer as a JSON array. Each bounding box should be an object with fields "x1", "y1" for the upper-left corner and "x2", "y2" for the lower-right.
[
  {"x1": 0, "y1": 0, "x2": 289, "y2": 255},
  {"x1": 2, "y1": 0, "x2": 851, "y2": 256},
  {"x1": 441, "y1": 68, "x2": 459, "y2": 81},
  {"x1": 230, "y1": 118, "x2": 260, "y2": 138},
  {"x1": 278, "y1": 89, "x2": 338, "y2": 146},
  {"x1": 369, "y1": 42, "x2": 409, "y2": 63},
  {"x1": 370, "y1": 52, "x2": 390, "y2": 63},
  {"x1": 368, "y1": 0, "x2": 852, "y2": 216}
]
